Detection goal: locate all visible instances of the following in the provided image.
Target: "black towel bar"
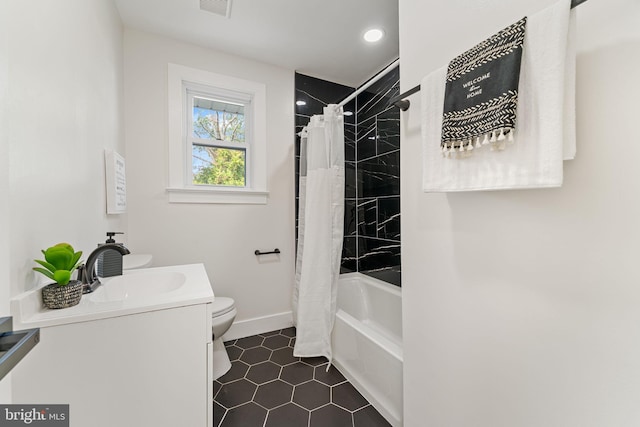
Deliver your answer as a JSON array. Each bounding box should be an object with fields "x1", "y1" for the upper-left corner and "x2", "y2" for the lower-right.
[
  {"x1": 388, "y1": 0, "x2": 590, "y2": 111},
  {"x1": 255, "y1": 248, "x2": 281, "y2": 256}
]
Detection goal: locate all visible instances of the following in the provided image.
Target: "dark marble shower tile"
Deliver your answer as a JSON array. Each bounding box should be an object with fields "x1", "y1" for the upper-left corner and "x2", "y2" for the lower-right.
[
  {"x1": 344, "y1": 199, "x2": 357, "y2": 237},
  {"x1": 295, "y1": 134, "x2": 301, "y2": 157},
  {"x1": 294, "y1": 155, "x2": 300, "y2": 195},
  {"x1": 358, "y1": 151, "x2": 400, "y2": 198},
  {"x1": 345, "y1": 122, "x2": 356, "y2": 139},
  {"x1": 345, "y1": 142, "x2": 356, "y2": 164},
  {"x1": 295, "y1": 73, "x2": 354, "y2": 117},
  {"x1": 295, "y1": 114, "x2": 310, "y2": 129},
  {"x1": 356, "y1": 67, "x2": 400, "y2": 122},
  {"x1": 362, "y1": 65, "x2": 400, "y2": 97},
  {"x1": 342, "y1": 99, "x2": 356, "y2": 126},
  {"x1": 295, "y1": 196, "x2": 299, "y2": 224},
  {"x1": 294, "y1": 68, "x2": 402, "y2": 284},
  {"x1": 357, "y1": 87, "x2": 400, "y2": 124},
  {"x1": 341, "y1": 236, "x2": 357, "y2": 273},
  {"x1": 357, "y1": 198, "x2": 377, "y2": 239},
  {"x1": 344, "y1": 123, "x2": 356, "y2": 162},
  {"x1": 363, "y1": 268, "x2": 402, "y2": 287},
  {"x1": 377, "y1": 197, "x2": 401, "y2": 241},
  {"x1": 377, "y1": 107, "x2": 400, "y2": 155},
  {"x1": 345, "y1": 161, "x2": 356, "y2": 199},
  {"x1": 357, "y1": 237, "x2": 401, "y2": 279},
  {"x1": 357, "y1": 113, "x2": 376, "y2": 133},
  {"x1": 357, "y1": 116, "x2": 377, "y2": 161}
]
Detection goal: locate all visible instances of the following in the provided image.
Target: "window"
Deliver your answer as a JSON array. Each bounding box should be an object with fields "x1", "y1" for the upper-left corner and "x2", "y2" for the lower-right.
[
  {"x1": 188, "y1": 88, "x2": 249, "y2": 187},
  {"x1": 167, "y1": 64, "x2": 268, "y2": 204}
]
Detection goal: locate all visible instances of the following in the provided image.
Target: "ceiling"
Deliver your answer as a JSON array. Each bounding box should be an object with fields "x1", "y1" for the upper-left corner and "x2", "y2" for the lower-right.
[{"x1": 113, "y1": 0, "x2": 399, "y2": 88}]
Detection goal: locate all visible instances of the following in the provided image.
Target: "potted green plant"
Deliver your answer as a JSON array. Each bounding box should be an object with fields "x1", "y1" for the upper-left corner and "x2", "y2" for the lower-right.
[{"x1": 33, "y1": 243, "x2": 84, "y2": 309}]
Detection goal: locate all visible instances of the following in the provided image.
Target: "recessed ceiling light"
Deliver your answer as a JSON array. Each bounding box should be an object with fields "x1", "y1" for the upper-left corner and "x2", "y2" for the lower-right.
[
  {"x1": 363, "y1": 28, "x2": 384, "y2": 43},
  {"x1": 344, "y1": 111, "x2": 353, "y2": 116},
  {"x1": 296, "y1": 100, "x2": 307, "y2": 106}
]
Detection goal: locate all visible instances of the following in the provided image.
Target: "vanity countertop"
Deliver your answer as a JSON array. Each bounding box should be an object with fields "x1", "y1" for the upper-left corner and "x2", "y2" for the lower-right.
[{"x1": 11, "y1": 263, "x2": 214, "y2": 329}]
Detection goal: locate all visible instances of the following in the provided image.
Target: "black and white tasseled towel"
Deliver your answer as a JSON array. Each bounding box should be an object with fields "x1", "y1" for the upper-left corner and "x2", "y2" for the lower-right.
[{"x1": 441, "y1": 17, "x2": 527, "y2": 158}]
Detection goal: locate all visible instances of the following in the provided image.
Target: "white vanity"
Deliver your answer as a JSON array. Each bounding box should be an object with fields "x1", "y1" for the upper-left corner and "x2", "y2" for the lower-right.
[{"x1": 10, "y1": 263, "x2": 214, "y2": 427}]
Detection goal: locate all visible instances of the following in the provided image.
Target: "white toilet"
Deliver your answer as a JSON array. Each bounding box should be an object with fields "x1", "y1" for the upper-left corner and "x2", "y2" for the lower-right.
[{"x1": 212, "y1": 297, "x2": 237, "y2": 380}]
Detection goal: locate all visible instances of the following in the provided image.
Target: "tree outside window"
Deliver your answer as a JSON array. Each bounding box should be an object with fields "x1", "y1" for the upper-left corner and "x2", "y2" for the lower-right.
[{"x1": 191, "y1": 96, "x2": 247, "y2": 187}]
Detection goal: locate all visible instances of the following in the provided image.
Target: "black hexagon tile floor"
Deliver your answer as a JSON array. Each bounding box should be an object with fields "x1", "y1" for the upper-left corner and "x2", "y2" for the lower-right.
[{"x1": 214, "y1": 327, "x2": 391, "y2": 427}]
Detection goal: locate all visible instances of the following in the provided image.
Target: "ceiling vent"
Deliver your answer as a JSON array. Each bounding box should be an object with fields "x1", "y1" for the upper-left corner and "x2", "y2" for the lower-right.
[{"x1": 199, "y1": 0, "x2": 232, "y2": 18}]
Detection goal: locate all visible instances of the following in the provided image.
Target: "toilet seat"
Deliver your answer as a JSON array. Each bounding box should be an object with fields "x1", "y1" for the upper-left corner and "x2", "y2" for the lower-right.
[{"x1": 212, "y1": 297, "x2": 235, "y2": 317}]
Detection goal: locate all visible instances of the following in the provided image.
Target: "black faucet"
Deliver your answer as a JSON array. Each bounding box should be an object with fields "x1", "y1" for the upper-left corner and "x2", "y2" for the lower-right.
[{"x1": 79, "y1": 243, "x2": 131, "y2": 294}]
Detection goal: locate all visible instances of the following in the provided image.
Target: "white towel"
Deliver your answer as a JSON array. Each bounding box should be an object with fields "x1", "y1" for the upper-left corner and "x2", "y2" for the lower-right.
[{"x1": 422, "y1": 0, "x2": 576, "y2": 192}]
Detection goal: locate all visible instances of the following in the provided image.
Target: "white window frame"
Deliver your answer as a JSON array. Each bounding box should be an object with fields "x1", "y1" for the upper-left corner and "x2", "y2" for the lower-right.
[{"x1": 167, "y1": 63, "x2": 268, "y2": 204}]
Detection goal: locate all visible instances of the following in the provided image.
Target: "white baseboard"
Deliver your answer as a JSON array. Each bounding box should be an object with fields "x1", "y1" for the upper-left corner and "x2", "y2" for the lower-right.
[{"x1": 222, "y1": 311, "x2": 293, "y2": 341}]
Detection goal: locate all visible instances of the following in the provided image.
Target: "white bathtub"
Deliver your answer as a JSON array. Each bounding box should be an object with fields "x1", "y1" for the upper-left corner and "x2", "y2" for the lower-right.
[{"x1": 332, "y1": 272, "x2": 403, "y2": 426}]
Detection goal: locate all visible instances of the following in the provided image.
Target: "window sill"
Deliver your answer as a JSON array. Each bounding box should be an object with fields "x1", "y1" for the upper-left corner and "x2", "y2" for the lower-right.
[{"x1": 166, "y1": 187, "x2": 268, "y2": 204}]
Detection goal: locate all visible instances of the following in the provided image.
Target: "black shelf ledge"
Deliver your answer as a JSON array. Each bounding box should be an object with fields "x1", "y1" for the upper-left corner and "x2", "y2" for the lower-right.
[{"x1": 0, "y1": 317, "x2": 40, "y2": 381}]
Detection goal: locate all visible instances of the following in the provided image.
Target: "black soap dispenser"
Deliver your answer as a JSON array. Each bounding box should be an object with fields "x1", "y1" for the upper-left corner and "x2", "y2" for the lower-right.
[{"x1": 97, "y1": 232, "x2": 125, "y2": 278}]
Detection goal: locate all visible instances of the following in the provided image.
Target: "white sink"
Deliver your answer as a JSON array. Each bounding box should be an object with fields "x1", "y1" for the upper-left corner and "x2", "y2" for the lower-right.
[
  {"x1": 10, "y1": 264, "x2": 214, "y2": 329},
  {"x1": 89, "y1": 271, "x2": 186, "y2": 303}
]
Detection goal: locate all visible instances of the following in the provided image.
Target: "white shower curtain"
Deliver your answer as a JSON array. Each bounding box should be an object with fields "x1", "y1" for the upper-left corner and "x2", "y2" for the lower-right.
[{"x1": 293, "y1": 105, "x2": 345, "y2": 363}]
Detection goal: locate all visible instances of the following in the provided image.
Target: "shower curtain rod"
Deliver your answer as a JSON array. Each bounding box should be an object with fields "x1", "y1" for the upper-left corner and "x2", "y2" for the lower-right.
[
  {"x1": 337, "y1": 58, "x2": 400, "y2": 108},
  {"x1": 388, "y1": 0, "x2": 590, "y2": 111},
  {"x1": 296, "y1": 58, "x2": 399, "y2": 138}
]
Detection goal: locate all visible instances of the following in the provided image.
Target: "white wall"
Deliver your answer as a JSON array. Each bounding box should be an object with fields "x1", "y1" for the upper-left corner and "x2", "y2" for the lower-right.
[
  {"x1": 6, "y1": 0, "x2": 127, "y2": 299},
  {"x1": 400, "y1": 0, "x2": 640, "y2": 425},
  {"x1": 2, "y1": 0, "x2": 125, "y2": 400},
  {"x1": 0, "y1": 0, "x2": 11, "y2": 400},
  {"x1": 123, "y1": 29, "x2": 295, "y2": 332}
]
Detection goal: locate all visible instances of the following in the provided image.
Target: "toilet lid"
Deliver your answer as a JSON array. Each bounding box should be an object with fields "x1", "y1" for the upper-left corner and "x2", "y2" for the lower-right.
[{"x1": 212, "y1": 297, "x2": 235, "y2": 316}]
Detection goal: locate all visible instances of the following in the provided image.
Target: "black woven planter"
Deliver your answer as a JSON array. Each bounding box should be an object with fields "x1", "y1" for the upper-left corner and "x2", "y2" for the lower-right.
[{"x1": 41, "y1": 280, "x2": 83, "y2": 309}]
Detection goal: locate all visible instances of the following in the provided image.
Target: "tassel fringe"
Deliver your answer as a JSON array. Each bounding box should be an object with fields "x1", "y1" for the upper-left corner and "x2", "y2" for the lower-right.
[{"x1": 442, "y1": 128, "x2": 516, "y2": 159}]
